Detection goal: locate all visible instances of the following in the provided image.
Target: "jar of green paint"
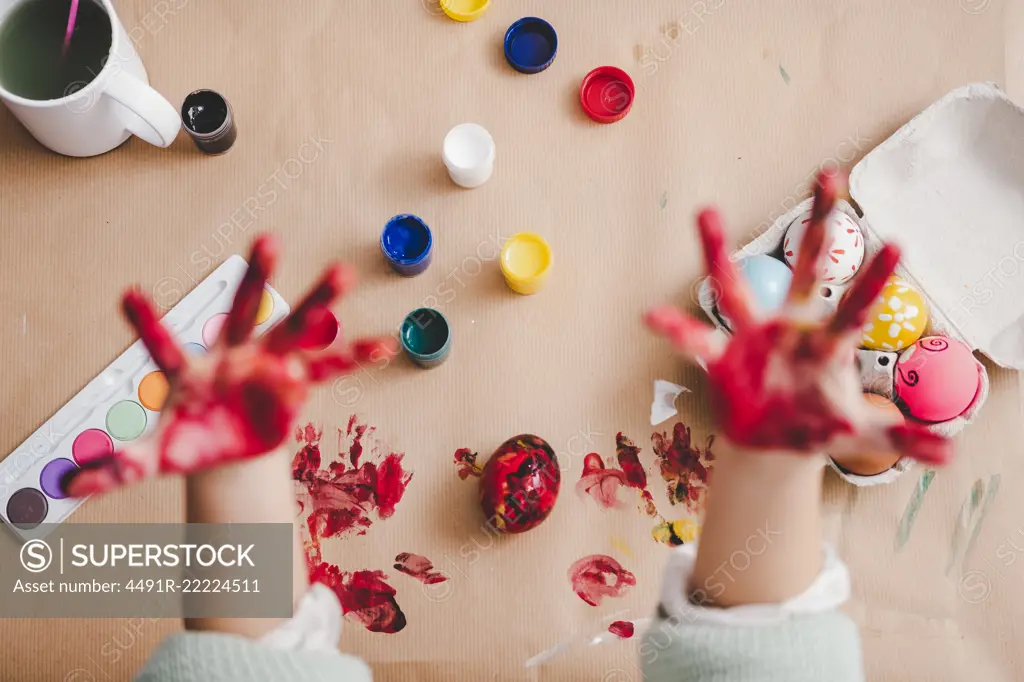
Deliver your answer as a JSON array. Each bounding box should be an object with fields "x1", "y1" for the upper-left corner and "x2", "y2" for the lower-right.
[{"x1": 401, "y1": 308, "x2": 451, "y2": 369}]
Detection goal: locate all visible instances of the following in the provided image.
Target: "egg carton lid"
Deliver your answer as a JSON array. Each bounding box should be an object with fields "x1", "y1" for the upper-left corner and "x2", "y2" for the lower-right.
[{"x1": 849, "y1": 82, "x2": 1024, "y2": 371}]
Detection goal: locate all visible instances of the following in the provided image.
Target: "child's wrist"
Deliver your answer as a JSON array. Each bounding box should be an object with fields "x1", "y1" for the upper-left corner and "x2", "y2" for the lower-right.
[{"x1": 717, "y1": 440, "x2": 827, "y2": 477}]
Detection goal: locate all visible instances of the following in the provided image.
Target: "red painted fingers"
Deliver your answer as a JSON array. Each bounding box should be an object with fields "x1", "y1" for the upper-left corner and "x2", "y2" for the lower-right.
[
  {"x1": 123, "y1": 290, "x2": 186, "y2": 380},
  {"x1": 787, "y1": 172, "x2": 840, "y2": 305},
  {"x1": 223, "y1": 235, "x2": 279, "y2": 347}
]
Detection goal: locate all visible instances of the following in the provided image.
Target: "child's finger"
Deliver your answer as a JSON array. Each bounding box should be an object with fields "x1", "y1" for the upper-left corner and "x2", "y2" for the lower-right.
[
  {"x1": 828, "y1": 243, "x2": 900, "y2": 336},
  {"x1": 644, "y1": 305, "x2": 725, "y2": 363},
  {"x1": 698, "y1": 209, "x2": 754, "y2": 330},
  {"x1": 123, "y1": 290, "x2": 186, "y2": 380},
  {"x1": 264, "y1": 264, "x2": 355, "y2": 354},
  {"x1": 61, "y1": 440, "x2": 160, "y2": 498},
  {"x1": 305, "y1": 336, "x2": 398, "y2": 382},
  {"x1": 292, "y1": 307, "x2": 341, "y2": 351},
  {"x1": 833, "y1": 419, "x2": 952, "y2": 468},
  {"x1": 883, "y1": 423, "x2": 952, "y2": 465},
  {"x1": 786, "y1": 172, "x2": 840, "y2": 306},
  {"x1": 223, "y1": 235, "x2": 278, "y2": 347}
]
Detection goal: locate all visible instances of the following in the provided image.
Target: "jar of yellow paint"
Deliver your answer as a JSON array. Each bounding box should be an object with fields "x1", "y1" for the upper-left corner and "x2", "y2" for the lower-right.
[{"x1": 500, "y1": 233, "x2": 552, "y2": 295}]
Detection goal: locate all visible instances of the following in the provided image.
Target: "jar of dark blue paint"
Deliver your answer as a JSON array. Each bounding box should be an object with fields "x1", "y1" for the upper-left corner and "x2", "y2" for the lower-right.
[{"x1": 381, "y1": 214, "x2": 433, "y2": 276}]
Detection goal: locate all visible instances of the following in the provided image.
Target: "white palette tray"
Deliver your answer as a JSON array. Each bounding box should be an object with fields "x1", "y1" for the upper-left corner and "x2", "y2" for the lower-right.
[{"x1": 0, "y1": 256, "x2": 290, "y2": 539}]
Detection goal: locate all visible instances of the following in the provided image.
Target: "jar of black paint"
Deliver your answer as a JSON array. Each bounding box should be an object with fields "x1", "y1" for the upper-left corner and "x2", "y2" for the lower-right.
[{"x1": 180, "y1": 89, "x2": 236, "y2": 155}]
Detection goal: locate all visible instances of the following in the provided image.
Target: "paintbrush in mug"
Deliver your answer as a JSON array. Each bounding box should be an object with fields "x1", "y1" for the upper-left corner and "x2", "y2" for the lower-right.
[{"x1": 61, "y1": 0, "x2": 78, "y2": 55}]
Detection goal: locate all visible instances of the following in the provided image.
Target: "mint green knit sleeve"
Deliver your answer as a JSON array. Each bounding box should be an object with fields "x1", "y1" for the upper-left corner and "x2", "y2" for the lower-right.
[
  {"x1": 641, "y1": 544, "x2": 864, "y2": 682},
  {"x1": 134, "y1": 631, "x2": 373, "y2": 682},
  {"x1": 135, "y1": 584, "x2": 373, "y2": 682}
]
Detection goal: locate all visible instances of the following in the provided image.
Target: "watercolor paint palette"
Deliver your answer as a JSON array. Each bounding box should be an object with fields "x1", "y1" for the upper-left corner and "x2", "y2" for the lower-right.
[
  {"x1": 0, "y1": 256, "x2": 290, "y2": 540},
  {"x1": 697, "y1": 82, "x2": 1024, "y2": 486}
]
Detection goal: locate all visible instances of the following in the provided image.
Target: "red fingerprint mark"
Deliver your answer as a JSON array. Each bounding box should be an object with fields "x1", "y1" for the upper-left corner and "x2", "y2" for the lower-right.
[
  {"x1": 453, "y1": 448, "x2": 483, "y2": 479},
  {"x1": 345, "y1": 414, "x2": 367, "y2": 467},
  {"x1": 293, "y1": 419, "x2": 413, "y2": 539},
  {"x1": 310, "y1": 564, "x2": 406, "y2": 633},
  {"x1": 576, "y1": 434, "x2": 657, "y2": 517},
  {"x1": 576, "y1": 453, "x2": 629, "y2": 509},
  {"x1": 567, "y1": 554, "x2": 636, "y2": 606},
  {"x1": 393, "y1": 553, "x2": 448, "y2": 585},
  {"x1": 608, "y1": 621, "x2": 635, "y2": 638},
  {"x1": 616, "y1": 433, "x2": 658, "y2": 517},
  {"x1": 651, "y1": 423, "x2": 714, "y2": 513}
]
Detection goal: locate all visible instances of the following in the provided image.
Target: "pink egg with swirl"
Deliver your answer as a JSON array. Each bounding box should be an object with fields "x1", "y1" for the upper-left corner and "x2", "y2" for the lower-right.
[
  {"x1": 782, "y1": 210, "x2": 864, "y2": 284},
  {"x1": 894, "y1": 337, "x2": 980, "y2": 423}
]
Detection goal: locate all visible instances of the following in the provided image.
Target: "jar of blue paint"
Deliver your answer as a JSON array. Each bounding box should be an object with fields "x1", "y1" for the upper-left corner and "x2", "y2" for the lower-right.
[
  {"x1": 401, "y1": 308, "x2": 451, "y2": 369},
  {"x1": 381, "y1": 214, "x2": 433, "y2": 276}
]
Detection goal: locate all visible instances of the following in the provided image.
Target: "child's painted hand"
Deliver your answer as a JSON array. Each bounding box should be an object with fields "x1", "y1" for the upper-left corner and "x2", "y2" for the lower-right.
[
  {"x1": 62, "y1": 236, "x2": 396, "y2": 497},
  {"x1": 645, "y1": 172, "x2": 951, "y2": 466}
]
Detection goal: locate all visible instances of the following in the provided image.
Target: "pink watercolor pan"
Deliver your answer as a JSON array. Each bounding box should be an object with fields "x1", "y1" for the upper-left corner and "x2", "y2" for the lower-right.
[{"x1": 0, "y1": 258, "x2": 290, "y2": 540}]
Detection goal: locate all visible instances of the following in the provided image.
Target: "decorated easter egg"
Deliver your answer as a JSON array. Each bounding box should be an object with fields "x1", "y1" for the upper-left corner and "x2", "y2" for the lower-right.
[
  {"x1": 718, "y1": 255, "x2": 792, "y2": 328},
  {"x1": 894, "y1": 337, "x2": 980, "y2": 423},
  {"x1": 783, "y1": 210, "x2": 865, "y2": 284},
  {"x1": 860, "y1": 276, "x2": 929, "y2": 351},
  {"x1": 479, "y1": 434, "x2": 560, "y2": 534},
  {"x1": 831, "y1": 393, "x2": 904, "y2": 476}
]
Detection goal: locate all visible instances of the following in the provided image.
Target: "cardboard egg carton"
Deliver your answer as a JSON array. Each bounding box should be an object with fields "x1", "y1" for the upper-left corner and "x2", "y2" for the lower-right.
[{"x1": 696, "y1": 82, "x2": 1024, "y2": 486}]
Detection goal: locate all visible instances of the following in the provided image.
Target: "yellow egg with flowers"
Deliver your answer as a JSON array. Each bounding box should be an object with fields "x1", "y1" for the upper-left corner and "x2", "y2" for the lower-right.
[{"x1": 860, "y1": 276, "x2": 929, "y2": 351}]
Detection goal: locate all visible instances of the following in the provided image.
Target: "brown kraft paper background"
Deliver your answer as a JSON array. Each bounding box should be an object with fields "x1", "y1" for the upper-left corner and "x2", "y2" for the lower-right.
[{"x1": 1, "y1": 0, "x2": 1023, "y2": 680}]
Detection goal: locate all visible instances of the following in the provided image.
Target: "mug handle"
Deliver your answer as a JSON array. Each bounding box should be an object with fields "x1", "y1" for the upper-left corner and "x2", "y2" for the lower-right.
[{"x1": 103, "y1": 69, "x2": 180, "y2": 148}]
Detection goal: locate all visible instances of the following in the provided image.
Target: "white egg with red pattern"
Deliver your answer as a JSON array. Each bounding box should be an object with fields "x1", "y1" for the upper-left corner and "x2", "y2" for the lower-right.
[{"x1": 782, "y1": 210, "x2": 865, "y2": 284}]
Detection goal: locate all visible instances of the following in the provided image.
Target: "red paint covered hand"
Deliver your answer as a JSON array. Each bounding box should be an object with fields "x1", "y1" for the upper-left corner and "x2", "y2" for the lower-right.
[
  {"x1": 645, "y1": 173, "x2": 951, "y2": 466},
  {"x1": 62, "y1": 236, "x2": 397, "y2": 497}
]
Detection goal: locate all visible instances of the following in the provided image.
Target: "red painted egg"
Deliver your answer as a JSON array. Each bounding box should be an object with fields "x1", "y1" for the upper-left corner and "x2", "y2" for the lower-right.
[{"x1": 479, "y1": 434, "x2": 560, "y2": 534}]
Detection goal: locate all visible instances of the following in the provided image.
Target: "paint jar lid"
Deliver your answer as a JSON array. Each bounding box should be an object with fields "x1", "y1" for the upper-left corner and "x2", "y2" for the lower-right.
[
  {"x1": 443, "y1": 124, "x2": 494, "y2": 171},
  {"x1": 441, "y1": 0, "x2": 490, "y2": 22},
  {"x1": 580, "y1": 66, "x2": 635, "y2": 124},
  {"x1": 504, "y1": 17, "x2": 558, "y2": 74}
]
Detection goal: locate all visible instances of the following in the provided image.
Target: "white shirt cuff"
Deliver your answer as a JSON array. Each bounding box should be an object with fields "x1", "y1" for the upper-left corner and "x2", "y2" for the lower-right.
[
  {"x1": 659, "y1": 542, "x2": 850, "y2": 626},
  {"x1": 259, "y1": 583, "x2": 343, "y2": 652}
]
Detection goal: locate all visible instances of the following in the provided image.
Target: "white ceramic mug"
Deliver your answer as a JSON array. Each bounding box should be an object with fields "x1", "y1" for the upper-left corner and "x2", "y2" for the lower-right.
[{"x1": 0, "y1": 0, "x2": 179, "y2": 157}]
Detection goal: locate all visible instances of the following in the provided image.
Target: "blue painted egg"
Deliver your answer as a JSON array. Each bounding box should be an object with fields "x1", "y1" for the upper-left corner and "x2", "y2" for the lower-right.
[
  {"x1": 717, "y1": 255, "x2": 793, "y2": 328},
  {"x1": 738, "y1": 255, "x2": 792, "y2": 312}
]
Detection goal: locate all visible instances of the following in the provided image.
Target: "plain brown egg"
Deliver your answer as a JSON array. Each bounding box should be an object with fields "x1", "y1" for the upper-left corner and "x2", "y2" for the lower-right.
[{"x1": 831, "y1": 393, "x2": 905, "y2": 476}]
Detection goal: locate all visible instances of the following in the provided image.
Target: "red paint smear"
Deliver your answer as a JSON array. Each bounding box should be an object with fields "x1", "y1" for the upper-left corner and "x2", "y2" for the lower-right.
[
  {"x1": 576, "y1": 453, "x2": 629, "y2": 509},
  {"x1": 293, "y1": 419, "x2": 413, "y2": 539},
  {"x1": 393, "y1": 552, "x2": 448, "y2": 585},
  {"x1": 345, "y1": 414, "x2": 367, "y2": 467},
  {"x1": 293, "y1": 423, "x2": 323, "y2": 482},
  {"x1": 615, "y1": 434, "x2": 646, "y2": 488},
  {"x1": 567, "y1": 554, "x2": 636, "y2": 606},
  {"x1": 617, "y1": 433, "x2": 658, "y2": 517},
  {"x1": 576, "y1": 435, "x2": 657, "y2": 517},
  {"x1": 651, "y1": 423, "x2": 714, "y2": 513},
  {"x1": 294, "y1": 420, "x2": 409, "y2": 634},
  {"x1": 453, "y1": 448, "x2": 483, "y2": 479},
  {"x1": 310, "y1": 564, "x2": 406, "y2": 633},
  {"x1": 608, "y1": 621, "x2": 635, "y2": 638}
]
